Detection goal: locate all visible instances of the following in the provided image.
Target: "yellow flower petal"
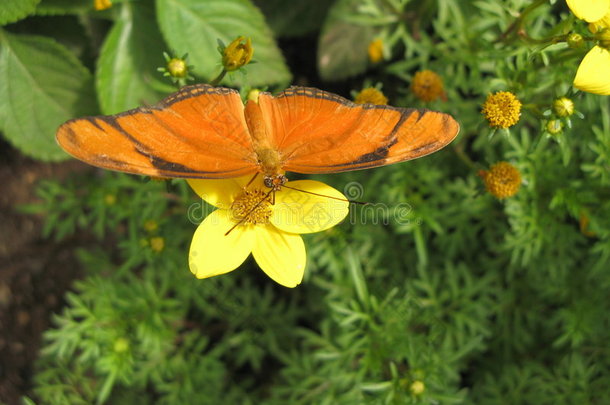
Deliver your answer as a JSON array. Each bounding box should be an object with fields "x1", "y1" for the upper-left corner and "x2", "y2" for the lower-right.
[
  {"x1": 189, "y1": 209, "x2": 255, "y2": 278},
  {"x1": 252, "y1": 225, "x2": 305, "y2": 288},
  {"x1": 271, "y1": 180, "x2": 349, "y2": 234},
  {"x1": 567, "y1": 0, "x2": 610, "y2": 22},
  {"x1": 574, "y1": 46, "x2": 610, "y2": 95},
  {"x1": 188, "y1": 175, "x2": 259, "y2": 208}
]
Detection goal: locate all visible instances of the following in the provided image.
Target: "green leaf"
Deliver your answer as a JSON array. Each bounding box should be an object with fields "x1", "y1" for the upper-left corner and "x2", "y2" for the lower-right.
[
  {"x1": 0, "y1": 0, "x2": 40, "y2": 25},
  {"x1": 317, "y1": 0, "x2": 372, "y2": 81},
  {"x1": 253, "y1": 0, "x2": 331, "y2": 38},
  {"x1": 35, "y1": 0, "x2": 92, "y2": 16},
  {"x1": 0, "y1": 30, "x2": 97, "y2": 161},
  {"x1": 96, "y1": 2, "x2": 173, "y2": 114},
  {"x1": 156, "y1": 0, "x2": 291, "y2": 87}
]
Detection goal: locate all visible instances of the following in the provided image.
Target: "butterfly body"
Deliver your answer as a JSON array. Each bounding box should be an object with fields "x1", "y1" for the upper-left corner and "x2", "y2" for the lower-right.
[{"x1": 57, "y1": 84, "x2": 460, "y2": 184}]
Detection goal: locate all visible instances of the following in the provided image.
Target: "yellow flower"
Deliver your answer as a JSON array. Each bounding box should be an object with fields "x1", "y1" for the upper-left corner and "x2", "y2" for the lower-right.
[
  {"x1": 566, "y1": 1, "x2": 610, "y2": 95},
  {"x1": 188, "y1": 175, "x2": 349, "y2": 288},
  {"x1": 574, "y1": 46, "x2": 610, "y2": 95},
  {"x1": 354, "y1": 87, "x2": 388, "y2": 105},
  {"x1": 222, "y1": 36, "x2": 254, "y2": 72},
  {"x1": 479, "y1": 162, "x2": 522, "y2": 199},
  {"x1": 566, "y1": 0, "x2": 609, "y2": 23},
  {"x1": 481, "y1": 91, "x2": 521, "y2": 129},
  {"x1": 368, "y1": 39, "x2": 384, "y2": 63},
  {"x1": 411, "y1": 70, "x2": 445, "y2": 102},
  {"x1": 94, "y1": 0, "x2": 112, "y2": 11}
]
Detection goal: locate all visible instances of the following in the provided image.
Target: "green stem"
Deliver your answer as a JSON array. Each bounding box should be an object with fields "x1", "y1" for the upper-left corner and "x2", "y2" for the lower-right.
[
  {"x1": 497, "y1": 0, "x2": 548, "y2": 44},
  {"x1": 209, "y1": 68, "x2": 227, "y2": 86}
]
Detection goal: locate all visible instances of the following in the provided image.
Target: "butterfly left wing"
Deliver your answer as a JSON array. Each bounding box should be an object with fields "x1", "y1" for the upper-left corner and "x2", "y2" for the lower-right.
[
  {"x1": 57, "y1": 84, "x2": 259, "y2": 179},
  {"x1": 256, "y1": 87, "x2": 459, "y2": 174}
]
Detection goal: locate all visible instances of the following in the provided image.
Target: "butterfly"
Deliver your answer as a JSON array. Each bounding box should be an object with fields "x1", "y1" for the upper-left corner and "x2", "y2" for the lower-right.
[{"x1": 56, "y1": 84, "x2": 459, "y2": 188}]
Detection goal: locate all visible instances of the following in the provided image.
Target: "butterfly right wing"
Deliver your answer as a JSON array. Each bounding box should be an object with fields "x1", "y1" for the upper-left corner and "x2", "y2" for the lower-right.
[
  {"x1": 257, "y1": 87, "x2": 459, "y2": 174},
  {"x1": 57, "y1": 84, "x2": 259, "y2": 179}
]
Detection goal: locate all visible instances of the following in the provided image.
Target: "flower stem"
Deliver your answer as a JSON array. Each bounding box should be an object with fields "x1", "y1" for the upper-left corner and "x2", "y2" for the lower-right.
[{"x1": 209, "y1": 69, "x2": 227, "y2": 86}]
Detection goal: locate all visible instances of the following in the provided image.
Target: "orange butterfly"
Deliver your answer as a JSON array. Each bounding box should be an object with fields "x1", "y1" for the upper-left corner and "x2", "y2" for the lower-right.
[{"x1": 56, "y1": 84, "x2": 459, "y2": 186}]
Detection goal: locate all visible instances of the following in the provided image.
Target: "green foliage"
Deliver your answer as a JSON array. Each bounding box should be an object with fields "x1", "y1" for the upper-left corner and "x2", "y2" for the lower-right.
[
  {"x1": 0, "y1": 30, "x2": 97, "y2": 160},
  {"x1": 7, "y1": 0, "x2": 610, "y2": 404},
  {"x1": 0, "y1": 0, "x2": 40, "y2": 25}
]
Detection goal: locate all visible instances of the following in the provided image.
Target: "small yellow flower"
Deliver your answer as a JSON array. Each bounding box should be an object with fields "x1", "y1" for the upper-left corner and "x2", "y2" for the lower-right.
[
  {"x1": 481, "y1": 91, "x2": 522, "y2": 129},
  {"x1": 150, "y1": 237, "x2": 165, "y2": 252},
  {"x1": 94, "y1": 0, "x2": 111, "y2": 10},
  {"x1": 188, "y1": 175, "x2": 349, "y2": 288},
  {"x1": 411, "y1": 70, "x2": 445, "y2": 102},
  {"x1": 368, "y1": 39, "x2": 384, "y2": 63},
  {"x1": 222, "y1": 36, "x2": 254, "y2": 72},
  {"x1": 552, "y1": 97, "x2": 575, "y2": 117},
  {"x1": 354, "y1": 87, "x2": 388, "y2": 105},
  {"x1": 479, "y1": 162, "x2": 522, "y2": 199},
  {"x1": 410, "y1": 381, "x2": 425, "y2": 396}
]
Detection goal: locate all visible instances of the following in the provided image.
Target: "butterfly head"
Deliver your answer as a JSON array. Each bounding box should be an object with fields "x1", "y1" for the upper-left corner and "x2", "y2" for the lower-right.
[{"x1": 264, "y1": 174, "x2": 288, "y2": 190}]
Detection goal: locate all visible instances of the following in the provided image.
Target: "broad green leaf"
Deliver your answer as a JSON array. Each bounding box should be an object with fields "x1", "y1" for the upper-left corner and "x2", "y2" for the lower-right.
[
  {"x1": 156, "y1": 0, "x2": 291, "y2": 87},
  {"x1": 0, "y1": 0, "x2": 40, "y2": 25},
  {"x1": 96, "y1": 2, "x2": 173, "y2": 114},
  {"x1": 318, "y1": 0, "x2": 373, "y2": 81},
  {"x1": 0, "y1": 30, "x2": 97, "y2": 161},
  {"x1": 253, "y1": 0, "x2": 331, "y2": 38},
  {"x1": 36, "y1": 0, "x2": 92, "y2": 16}
]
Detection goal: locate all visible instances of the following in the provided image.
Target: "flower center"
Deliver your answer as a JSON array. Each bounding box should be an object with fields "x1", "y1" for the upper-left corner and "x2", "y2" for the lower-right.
[{"x1": 231, "y1": 189, "x2": 272, "y2": 225}]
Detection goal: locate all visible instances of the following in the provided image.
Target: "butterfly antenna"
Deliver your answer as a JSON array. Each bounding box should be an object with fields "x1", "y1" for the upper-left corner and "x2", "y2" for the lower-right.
[
  {"x1": 281, "y1": 185, "x2": 368, "y2": 205},
  {"x1": 224, "y1": 188, "x2": 274, "y2": 236}
]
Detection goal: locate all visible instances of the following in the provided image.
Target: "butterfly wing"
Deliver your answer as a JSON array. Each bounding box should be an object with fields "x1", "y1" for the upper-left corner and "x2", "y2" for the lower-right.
[
  {"x1": 57, "y1": 84, "x2": 259, "y2": 178},
  {"x1": 257, "y1": 87, "x2": 459, "y2": 174}
]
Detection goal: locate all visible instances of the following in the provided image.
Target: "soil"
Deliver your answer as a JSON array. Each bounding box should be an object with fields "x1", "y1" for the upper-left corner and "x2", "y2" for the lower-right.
[{"x1": 0, "y1": 142, "x2": 89, "y2": 405}]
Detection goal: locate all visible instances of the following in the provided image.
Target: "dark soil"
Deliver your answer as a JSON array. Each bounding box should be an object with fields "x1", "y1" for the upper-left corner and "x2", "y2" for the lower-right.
[{"x1": 0, "y1": 143, "x2": 89, "y2": 404}]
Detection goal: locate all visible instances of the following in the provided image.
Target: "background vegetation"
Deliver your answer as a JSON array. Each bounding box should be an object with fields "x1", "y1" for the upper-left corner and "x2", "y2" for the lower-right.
[{"x1": 1, "y1": 0, "x2": 609, "y2": 403}]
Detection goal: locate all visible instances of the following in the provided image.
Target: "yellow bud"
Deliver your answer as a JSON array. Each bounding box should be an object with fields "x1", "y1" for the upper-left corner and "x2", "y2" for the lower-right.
[
  {"x1": 248, "y1": 89, "x2": 261, "y2": 103},
  {"x1": 552, "y1": 97, "x2": 575, "y2": 117},
  {"x1": 104, "y1": 194, "x2": 116, "y2": 206},
  {"x1": 368, "y1": 39, "x2": 384, "y2": 63},
  {"x1": 144, "y1": 220, "x2": 158, "y2": 232},
  {"x1": 167, "y1": 58, "x2": 188, "y2": 78},
  {"x1": 546, "y1": 119, "x2": 563, "y2": 135},
  {"x1": 113, "y1": 338, "x2": 129, "y2": 353},
  {"x1": 410, "y1": 381, "x2": 425, "y2": 395},
  {"x1": 567, "y1": 33, "x2": 584, "y2": 49},
  {"x1": 222, "y1": 36, "x2": 253, "y2": 72}
]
